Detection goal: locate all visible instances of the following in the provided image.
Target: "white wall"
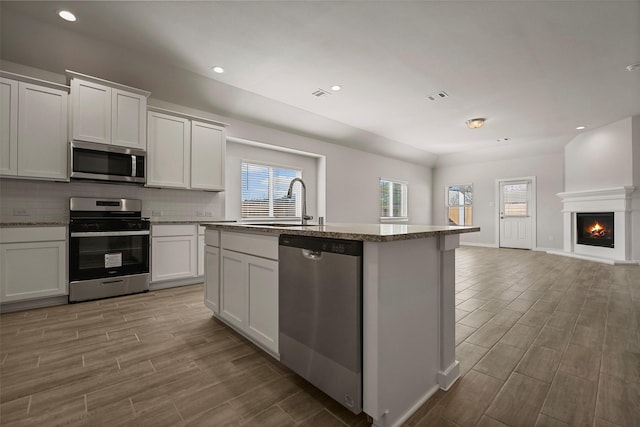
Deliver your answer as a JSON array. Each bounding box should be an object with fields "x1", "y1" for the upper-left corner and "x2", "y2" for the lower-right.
[
  {"x1": 219, "y1": 114, "x2": 433, "y2": 224},
  {"x1": 433, "y1": 152, "x2": 564, "y2": 249},
  {"x1": 565, "y1": 117, "x2": 634, "y2": 191}
]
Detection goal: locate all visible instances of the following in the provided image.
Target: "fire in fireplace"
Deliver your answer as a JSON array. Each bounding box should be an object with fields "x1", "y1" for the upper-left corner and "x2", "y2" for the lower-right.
[{"x1": 576, "y1": 212, "x2": 614, "y2": 248}]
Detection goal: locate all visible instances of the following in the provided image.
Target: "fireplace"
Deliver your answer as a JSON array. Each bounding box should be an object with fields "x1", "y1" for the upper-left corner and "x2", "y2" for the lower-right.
[
  {"x1": 576, "y1": 212, "x2": 614, "y2": 248},
  {"x1": 553, "y1": 187, "x2": 634, "y2": 264}
]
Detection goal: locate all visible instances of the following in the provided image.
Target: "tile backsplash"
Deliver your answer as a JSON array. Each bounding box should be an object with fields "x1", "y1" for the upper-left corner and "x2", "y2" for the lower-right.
[{"x1": 0, "y1": 179, "x2": 224, "y2": 222}]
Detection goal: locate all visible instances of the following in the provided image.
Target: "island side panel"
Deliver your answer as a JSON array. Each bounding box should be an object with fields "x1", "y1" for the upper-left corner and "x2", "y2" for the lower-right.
[
  {"x1": 363, "y1": 237, "x2": 441, "y2": 427},
  {"x1": 437, "y1": 233, "x2": 460, "y2": 389}
]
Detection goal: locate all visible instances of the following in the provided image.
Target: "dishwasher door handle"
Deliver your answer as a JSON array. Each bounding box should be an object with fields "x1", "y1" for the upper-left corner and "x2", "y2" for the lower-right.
[{"x1": 302, "y1": 249, "x2": 323, "y2": 260}]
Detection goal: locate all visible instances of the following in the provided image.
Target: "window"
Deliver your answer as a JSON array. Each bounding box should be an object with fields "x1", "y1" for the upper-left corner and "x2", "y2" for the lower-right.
[
  {"x1": 503, "y1": 183, "x2": 528, "y2": 216},
  {"x1": 446, "y1": 185, "x2": 473, "y2": 226},
  {"x1": 241, "y1": 162, "x2": 302, "y2": 218},
  {"x1": 380, "y1": 179, "x2": 408, "y2": 220}
]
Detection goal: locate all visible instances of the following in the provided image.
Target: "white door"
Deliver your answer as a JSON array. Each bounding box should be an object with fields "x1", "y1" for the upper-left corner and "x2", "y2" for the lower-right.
[
  {"x1": 220, "y1": 249, "x2": 246, "y2": 328},
  {"x1": 71, "y1": 79, "x2": 111, "y2": 144},
  {"x1": 146, "y1": 111, "x2": 190, "y2": 188},
  {"x1": 111, "y1": 88, "x2": 147, "y2": 149},
  {"x1": 190, "y1": 120, "x2": 225, "y2": 191},
  {"x1": 0, "y1": 78, "x2": 18, "y2": 176},
  {"x1": 499, "y1": 179, "x2": 533, "y2": 249},
  {"x1": 18, "y1": 82, "x2": 68, "y2": 180},
  {"x1": 246, "y1": 254, "x2": 278, "y2": 353},
  {"x1": 204, "y1": 245, "x2": 220, "y2": 313}
]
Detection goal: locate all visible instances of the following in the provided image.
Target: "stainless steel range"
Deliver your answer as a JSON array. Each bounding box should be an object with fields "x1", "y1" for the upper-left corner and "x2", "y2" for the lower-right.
[{"x1": 69, "y1": 197, "x2": 150, "y2": 302}]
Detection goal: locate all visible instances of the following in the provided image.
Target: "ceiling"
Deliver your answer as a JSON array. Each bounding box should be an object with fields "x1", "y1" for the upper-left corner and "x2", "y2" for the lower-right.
[{"x1": 2, "y1": 1, "x2": 639, "y2": 166}]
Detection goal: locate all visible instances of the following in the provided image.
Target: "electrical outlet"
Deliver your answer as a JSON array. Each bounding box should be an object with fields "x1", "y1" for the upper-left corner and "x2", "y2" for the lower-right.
[
  {"x1": 152, "y1": 210, "x2": 163, "y2": 217},
  {"x1": 205, "y1": 211, "x2": 213, "y2": 217},
  {"x1": 13, "y1": 208, "x2": 29, "y2": 216},
  {"x1": 196, "y1": 211, "x2": 204, "y2": 217}
]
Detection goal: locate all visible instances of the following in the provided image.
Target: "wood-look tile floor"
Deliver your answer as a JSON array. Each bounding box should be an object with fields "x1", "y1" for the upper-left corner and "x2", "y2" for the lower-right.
[
  {"x1": 1, "y1": 247, "x2": 639, "y2": 426},
  {"x1": 406, "y1": 247, "x2": 640, "y2": 427}
]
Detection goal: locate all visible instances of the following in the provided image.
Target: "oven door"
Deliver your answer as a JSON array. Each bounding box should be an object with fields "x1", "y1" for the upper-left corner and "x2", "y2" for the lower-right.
[{"x1": 69, "y1": 231, "x2": 150, "y2": 281}]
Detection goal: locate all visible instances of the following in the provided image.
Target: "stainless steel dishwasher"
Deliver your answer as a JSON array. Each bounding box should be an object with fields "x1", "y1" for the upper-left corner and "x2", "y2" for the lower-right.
[{"x1": 279, "y1": 234, "x2": 363, "y2": 414}]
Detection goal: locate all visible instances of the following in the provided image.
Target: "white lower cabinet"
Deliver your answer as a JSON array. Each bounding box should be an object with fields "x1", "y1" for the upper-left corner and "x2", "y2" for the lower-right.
[
  {"x1": 197, "y1": 226, "x2": 205, "y2": 276},
  {"x1": 204, "y1": 229, "x2": 220, "y2": 313},
  {"x1": 215, "y1": 231, "x2": 279, "y2": 355},
  {"x1": 204, "y1": 245, "x2": 220, "y2": 313},
  {"x1": 0, "y1": 227, "x2": 67, "y2": 303},
  {"x1": 151, "y1": 225, "x2": 197, "y2": 282}
]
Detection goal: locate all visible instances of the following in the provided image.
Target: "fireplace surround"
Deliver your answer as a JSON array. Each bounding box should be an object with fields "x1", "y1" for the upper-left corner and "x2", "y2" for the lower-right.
[{"x1": 553, "y1": 187, "x2": 635, "y2": 264}]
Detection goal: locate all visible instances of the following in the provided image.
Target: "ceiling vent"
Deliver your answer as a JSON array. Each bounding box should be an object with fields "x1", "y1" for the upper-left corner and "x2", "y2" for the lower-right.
[
  {"x1": 312, "y1": 88, "x2": 331, "y2": 97},
  {"x1": 426, "y1": 91, "x2": 449, "y2": 101}
]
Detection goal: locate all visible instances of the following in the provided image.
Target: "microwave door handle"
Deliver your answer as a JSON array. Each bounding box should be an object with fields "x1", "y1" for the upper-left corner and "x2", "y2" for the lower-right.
[{"x1": 131, "y1": 155, "x2": 137, "y2": 177}]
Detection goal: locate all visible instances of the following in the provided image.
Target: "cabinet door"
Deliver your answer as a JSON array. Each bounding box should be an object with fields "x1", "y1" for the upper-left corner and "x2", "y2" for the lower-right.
[
  {"x1": 0, "y1": 240, "x2": 67, "y2": 302},
  {"x1": 18, "y1": 82, "x2": 68, "y2": 180},
  {"x1": 111, "y1": 89, "x2": 146, "y2": 149},
  {"x1": 198, "y1": 234, "x2": 205, "y2": 276},
  {"x1": 246, "y1": 255, "x2": 279, "y2": 353},
  {"x1": 147, "y1": 111, "x2": 190, "y2": 188},
  {"x1": 71, "y1": 79, "x2": 111, "y2": 144},
  {"x1": 0, "y1": 78, "x2": 18, "y2": 176},
  {"x1": 190, "y1": 121, "x2": 225, "y2": 191},
  {"x1": 151, "y1": 235, "x2": 197, "y2": 282},
  {"x1": 220, "y1": 249, "x2": 246, "y2": 328},
  {"x1": 204, "y1": 245, "x2": 220, "y2": 313}
]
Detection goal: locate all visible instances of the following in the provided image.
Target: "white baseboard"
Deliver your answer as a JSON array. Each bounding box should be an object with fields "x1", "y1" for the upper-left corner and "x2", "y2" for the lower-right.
[
  {"x1": 546, "y1": 250, "x2": 639, "y2": 265},
  {"x1": 459, "y1": 242, "x2": 498, "y2": 248}
]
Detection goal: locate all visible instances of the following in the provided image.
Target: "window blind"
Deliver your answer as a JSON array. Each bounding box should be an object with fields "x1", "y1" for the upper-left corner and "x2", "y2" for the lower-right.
[{"x1": 241, "y1": 162, "x2": 301, "y2": 218}]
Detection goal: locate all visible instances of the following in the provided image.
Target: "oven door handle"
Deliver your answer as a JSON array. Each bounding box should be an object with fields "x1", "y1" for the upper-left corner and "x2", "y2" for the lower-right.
[{"x1": 70, "y1": 231, "x2": 150, "y2": 237}]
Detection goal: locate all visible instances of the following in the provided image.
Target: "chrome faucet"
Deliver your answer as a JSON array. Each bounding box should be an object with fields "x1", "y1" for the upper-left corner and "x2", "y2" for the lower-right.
[{"x1": 287, "y1": 178, "x2": 313, "y2": 225}]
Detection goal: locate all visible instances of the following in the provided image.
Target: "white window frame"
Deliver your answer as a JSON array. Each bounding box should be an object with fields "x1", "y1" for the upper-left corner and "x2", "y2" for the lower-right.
[
  {"x1": 240, "y1": 160, "x2": 302, "y2": 220},
  {"x1": 379, "y1": 178, "x2": 408, "y2": 222},
  {"x1": 445, "y1": 184, "x2": 473, "y2": 226}
]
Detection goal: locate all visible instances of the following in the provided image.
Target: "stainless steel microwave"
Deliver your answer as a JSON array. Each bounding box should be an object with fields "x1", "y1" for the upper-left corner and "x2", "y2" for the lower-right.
[{"x1": 70, "y1": 141, "x2": 145, "y2": 184}]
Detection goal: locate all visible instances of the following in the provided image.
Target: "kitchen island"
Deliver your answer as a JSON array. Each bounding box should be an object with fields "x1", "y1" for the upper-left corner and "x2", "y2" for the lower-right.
[{"x1": 203, "y1": 222, "x2": 479, "y2": 427}]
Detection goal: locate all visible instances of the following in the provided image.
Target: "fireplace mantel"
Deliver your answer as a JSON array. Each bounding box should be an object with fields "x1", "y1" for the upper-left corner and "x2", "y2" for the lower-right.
[{"x1": 550, "y1": 186, "x2": 636, "y2": 264}]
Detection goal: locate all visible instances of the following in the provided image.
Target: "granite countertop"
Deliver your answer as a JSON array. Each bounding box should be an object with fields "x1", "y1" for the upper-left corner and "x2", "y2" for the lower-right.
[
  {"x1": 205, "y1": 222, "x2": 480, "y2": 242},
  {"x1": 0, "y1": 221, "x2": 69, "y2": 227},
  {"x1": 148, "y1": 219, "x2": 237, "y2": 225}
]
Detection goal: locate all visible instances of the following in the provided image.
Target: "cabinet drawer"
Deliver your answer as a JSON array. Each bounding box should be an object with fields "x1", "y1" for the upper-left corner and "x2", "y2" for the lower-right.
[
  {"x1": 205, "y1": 229, "x2": 219, "y2": 247},
  {"x1": 151, "y1": 224, "x2": 195, "y2": 237},
  {"x1": 1, "y1": 226, "x2": 66, "y2": 243},
  {"x1": 221, "y1": 231, "x2": 278, "y2": 260}
]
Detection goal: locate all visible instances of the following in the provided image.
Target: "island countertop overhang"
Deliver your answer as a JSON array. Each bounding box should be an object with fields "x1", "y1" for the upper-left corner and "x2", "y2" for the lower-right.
[{"x1": 203, "y1": 222, "x2": 480, "y2": 242}]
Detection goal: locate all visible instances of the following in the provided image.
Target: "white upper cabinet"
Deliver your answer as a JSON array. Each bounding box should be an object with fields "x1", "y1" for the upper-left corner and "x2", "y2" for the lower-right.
[
  {"x1": 69, "y1": 71, "x2": 150, "y2": 150},
  {"x1": 146, "y1": 107, "x2": 227, "y2": 191},
  {"x1": 146, "y1": 110, "x2": 191, "y2": 188},
  {"x1": 71, "y1": 79, "x2": 111, "y2": 144},
  {"x1": 0, "y1": 74, "x2": 68, "y2": 181},
  {"x1": 0, "y1": 77, "x2": 18, "y2": 176},
  {"x1": 18, "y1": 82, "x2": 68, "y2": 180},
  {"x1": 111, "y1": 88, "x2": 147, "y2": 148},
  {"x1": 191, "y1": 120, "x2": 225, "y2": 191}
]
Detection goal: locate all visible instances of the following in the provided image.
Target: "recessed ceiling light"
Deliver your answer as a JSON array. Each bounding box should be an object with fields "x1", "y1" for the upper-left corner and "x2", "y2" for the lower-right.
[
  {"x1": 576, "y1": 126, "x2": 586, "y2": 130},
  {"x1": 211, "y1": 66, "x2": 224, "y2": 74},
  {"x1": 466, "y1": 118, "x2": 485, "y2": 129},
  {"x1": 58, "y1": 10, "x2": 77, "y2": 22},
  {"x1": 330, "y1": 85, "x2": 341, "y2": 92},
  {"x1": 626, "y1": 63, "x2": 640, "y2": 72}
]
